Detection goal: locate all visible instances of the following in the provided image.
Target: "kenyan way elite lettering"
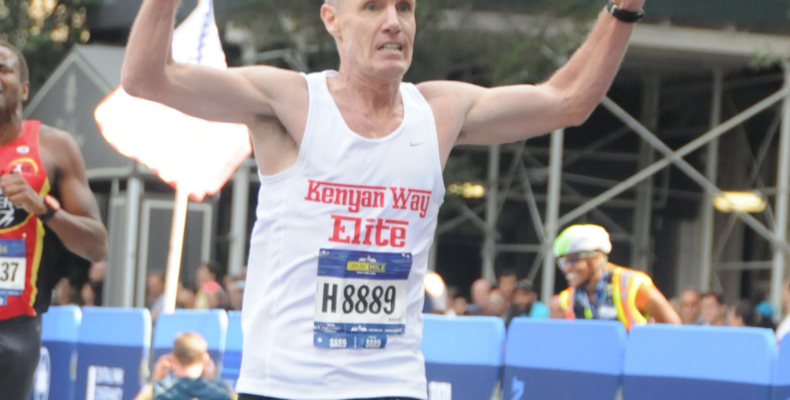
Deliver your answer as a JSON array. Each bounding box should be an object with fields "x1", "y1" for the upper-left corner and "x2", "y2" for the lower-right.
[
  {"x1": 390, "y1": 187, "x2": 431, "y2": 218},
  {"x1": 304, "y1": 180, "x2": 433, "y2": 248},
  {"x1": 305, "y1": 180, "x2": 386, "y2": 212}
]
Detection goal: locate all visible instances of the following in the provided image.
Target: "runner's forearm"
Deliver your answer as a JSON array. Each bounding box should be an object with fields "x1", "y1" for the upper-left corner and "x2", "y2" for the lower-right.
[
  {"x1": 544, "y1": 9, "x2": 636, "y2": 123},
  {"x1": 45, "y1": 212, "x2": 108, "y2": 262},
  {"x1": 122, "y1": 0, "x2": 181, "y2": 97}
]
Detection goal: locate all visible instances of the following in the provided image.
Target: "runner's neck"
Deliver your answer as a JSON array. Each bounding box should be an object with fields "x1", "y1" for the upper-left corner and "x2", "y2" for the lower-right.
[
  {"x1": 331, "y1": 66, "x2": 402, "y2": 112},
  {"x1": 0, "y1": 113, "x2": 24, "y2": 147}
]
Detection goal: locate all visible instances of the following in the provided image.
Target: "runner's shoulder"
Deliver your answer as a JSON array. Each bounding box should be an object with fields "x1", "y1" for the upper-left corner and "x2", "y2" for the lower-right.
[
  {"x1": 234, "y1": 65, "x2": 305, "y2": 93},
  {"x1": 38, "y1": 124, "x2": 83, "y2": 170},
  {"x1": 417, "y1": 80, "x2": 481, "y2": 101},
  {"x1": 38, "y1": 124, "x2": 76, "y2": 148}
]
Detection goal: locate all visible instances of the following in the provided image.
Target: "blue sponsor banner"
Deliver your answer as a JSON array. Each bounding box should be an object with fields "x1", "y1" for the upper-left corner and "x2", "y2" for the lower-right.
[
  {"x1": 317, "y1": 249, "x2": 412, "y2": 280},
  {"x1": 75, "y1": 345, "x2": 147, "y2": 400}
]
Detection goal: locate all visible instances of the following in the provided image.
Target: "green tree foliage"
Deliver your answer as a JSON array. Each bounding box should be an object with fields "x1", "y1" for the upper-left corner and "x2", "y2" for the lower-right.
[{"x1": 0, "y1": 0, "x2": 99, "y2": 94}]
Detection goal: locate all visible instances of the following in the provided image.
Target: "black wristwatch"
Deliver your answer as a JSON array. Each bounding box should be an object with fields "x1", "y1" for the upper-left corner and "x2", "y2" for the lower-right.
[
  {"x1": 36, "y1": 195, "x2": 61, "y2": 224},
  {"x1": 606, "y1": 1, "x2": 644, "y2": 23}
]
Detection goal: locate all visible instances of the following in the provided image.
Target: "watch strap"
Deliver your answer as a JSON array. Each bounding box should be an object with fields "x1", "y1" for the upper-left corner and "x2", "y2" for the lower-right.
[
  {"x1": 37, "y1": 195, "x2": 60, "y2": 224},
  {"x1": 606, "y1": 1, "x2": 644, "y2": 23}
]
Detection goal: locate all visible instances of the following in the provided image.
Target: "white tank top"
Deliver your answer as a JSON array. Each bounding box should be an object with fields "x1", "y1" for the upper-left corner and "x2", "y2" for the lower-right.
[{"x1": 236, "y1": 71, "x2": 445, "y2": 399}]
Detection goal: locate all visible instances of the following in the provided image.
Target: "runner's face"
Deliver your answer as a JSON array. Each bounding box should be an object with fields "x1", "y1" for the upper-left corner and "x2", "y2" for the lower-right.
[
  {"x1": 325, "y1": 0, "x2": 416, "y2": 80},
  {"x1": 0, "y1": 46, "x2": 28, "y2": 119}
]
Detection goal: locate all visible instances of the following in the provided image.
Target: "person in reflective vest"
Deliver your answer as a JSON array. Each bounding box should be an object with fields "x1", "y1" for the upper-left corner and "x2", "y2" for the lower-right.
[{"x1": 555, "y1": 224, "x2": 680, "y2": 331}]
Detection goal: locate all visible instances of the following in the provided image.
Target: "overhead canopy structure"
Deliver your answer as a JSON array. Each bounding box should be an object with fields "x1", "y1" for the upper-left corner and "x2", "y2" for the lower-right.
[{"x1": 433, "y1": 7, "x2": 790, "y2": 314}]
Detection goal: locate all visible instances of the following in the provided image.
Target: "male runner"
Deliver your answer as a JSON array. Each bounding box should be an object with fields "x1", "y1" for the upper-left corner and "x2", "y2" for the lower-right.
[
  {"x1": 0, "y1": 41, "x2": 108, "y2": 400},
  {"x1": 123, "y1": 0, "x2": 647, "y2": 398}
]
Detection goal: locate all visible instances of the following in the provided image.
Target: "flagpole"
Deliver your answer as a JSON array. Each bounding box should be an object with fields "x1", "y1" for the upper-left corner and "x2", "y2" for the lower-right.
[{"x1": 162, "y1": 187, "x2": 190, "y2": 314}]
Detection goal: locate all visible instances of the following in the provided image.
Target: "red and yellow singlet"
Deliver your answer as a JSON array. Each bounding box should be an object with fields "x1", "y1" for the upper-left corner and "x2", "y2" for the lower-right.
[{"x1": 0, "y1": 120, "x2": 50, "y2": 320}]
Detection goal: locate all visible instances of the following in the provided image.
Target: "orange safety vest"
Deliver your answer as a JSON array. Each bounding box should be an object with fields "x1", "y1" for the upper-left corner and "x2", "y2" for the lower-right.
[{"x1": 558, "y1": 266, "x2": 652, "y2": 331}]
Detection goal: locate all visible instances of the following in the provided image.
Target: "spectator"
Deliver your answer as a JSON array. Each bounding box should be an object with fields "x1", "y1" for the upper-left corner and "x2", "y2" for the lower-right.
[
  {"x1": 679, "y1": 289, "x2": 704, "y2": 325},
  {"x1": 554, "y1": 224, "x2": 679, "y2": 331},
  {"x1": 88, "y1": 260, "x2": 106, "y2": 306},
  {"x1": 497, "y1": 269, "x2": 518, "y2": 304},
  {"x1": 777, "y1": 280, "x2": 790, "y2": 342},
  {"x1": 484, "y1": 288, "x2": 508, "y2": 318},
  {"x1": 227, "y1": 280, "x2": 244, "y2": 312},
  {"x1": 467, "y1": 278, "x2": 491, "y2": 315},
  {"x1": 668, "y1": 296, "x2": 681, "y2": 317},
  {"x1": 504, "y1": 279, "x2": 549, "y2": 328},
  {"x1": 133, "y1": 332, "x2": 234, "y2": 400},
  {"x1": 177, "y1": 282, "x2": 196, "y2": 310},
  {"x1": 146, "y1": 272, "x2": 165, "y2": 320},
  {"x1": 80, "y1": 283, "x2": 97, "y2": 307},
  {"x1": 549, "y1": 295, "x2": 565, "y2": 319},
  {"x1": 755, "y1": 301, "x2": 776, "y2": 330},
  {"x1": 194, "y1": 262, "x2": 226, "y2": 310},
  {"x1": 453, "y1": 297, "x2": 469, "y2": 316},
  {"x1": 701, "y1": 293, "x2": 726, "y2": 326},
  {"x1": 222, "y1": 274, "x2": 236, "y2": 295},
  {"x1": 52, "y1": 278, "x2": 78, "y2": 306},
  {"x1": 443, "y1": 286, "x2": 459, "y2": 316},
  {"x1": 727, "y1": 300, "x2": 758, "y2": 327}
]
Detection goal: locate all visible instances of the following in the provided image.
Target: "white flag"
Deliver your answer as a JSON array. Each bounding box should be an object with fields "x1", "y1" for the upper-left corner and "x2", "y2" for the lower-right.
[{"x1": 95, "y1": 0, "x2": 251, "y2": 202}]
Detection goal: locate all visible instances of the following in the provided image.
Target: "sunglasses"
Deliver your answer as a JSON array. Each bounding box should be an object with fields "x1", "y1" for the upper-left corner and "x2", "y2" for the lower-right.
[{"x1": 557, "y1": 251, "x2": 601, "y2": 271}]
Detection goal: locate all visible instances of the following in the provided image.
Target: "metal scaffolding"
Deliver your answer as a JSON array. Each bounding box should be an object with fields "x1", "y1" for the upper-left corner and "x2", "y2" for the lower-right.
[
  {"x1": 217, "y1": 17, "x2": 790, "y2": 315},
  {"x1": 431, "y1": 21, "x2": 790, "y2": 314}
]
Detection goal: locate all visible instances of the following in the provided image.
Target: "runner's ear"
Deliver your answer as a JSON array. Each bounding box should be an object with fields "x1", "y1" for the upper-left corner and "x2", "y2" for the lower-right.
[{"x1": 321, "y1": 3, "x2": 342, "y2": 39}]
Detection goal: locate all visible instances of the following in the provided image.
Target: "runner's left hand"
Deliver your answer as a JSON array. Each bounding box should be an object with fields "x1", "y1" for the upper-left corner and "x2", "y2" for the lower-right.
[{"x1": 0, "y1": 173, "x2": 46, "y2": 215}]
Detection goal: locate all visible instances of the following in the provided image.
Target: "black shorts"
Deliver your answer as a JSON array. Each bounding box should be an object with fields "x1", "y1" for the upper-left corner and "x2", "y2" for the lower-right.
[
  {"x1": 239, "y1": 395, "x2": 420, "y2": 400},
  {"x1": 0, "y1": 315, "x2": 42, "y2": 400}
]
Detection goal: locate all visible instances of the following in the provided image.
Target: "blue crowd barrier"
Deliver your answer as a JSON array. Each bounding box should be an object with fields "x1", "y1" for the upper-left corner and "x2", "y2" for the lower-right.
[
  {"x1": 774, "y1": 333, "x2": 790, "y2": 399},
  {"x1": 74, "y1": 307, "x2": 151, "y2": 400},
  {"x1": 421, "y1": 315, "x2": 505, "y2": 400},
  {"x1": 504, "y1": 319, "x2": 626, "y2": 400},
  {"x1": 221, "y1": 311, "x2": 243, "y2": 387},
  {"x1": 624, "y1": 324, "x2": 776, "y2": 400},
  {"x1": 153, "y1": 309, "x2": 228, "y2": 370},
  {"x1": 32, "y1": 306, "x2": 82, "y2": 400}
]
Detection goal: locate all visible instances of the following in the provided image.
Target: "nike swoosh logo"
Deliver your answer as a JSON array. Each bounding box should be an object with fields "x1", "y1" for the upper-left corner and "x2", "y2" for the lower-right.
[{"x1": 410, "y1": 140, "x2": 426, "y2": 147}]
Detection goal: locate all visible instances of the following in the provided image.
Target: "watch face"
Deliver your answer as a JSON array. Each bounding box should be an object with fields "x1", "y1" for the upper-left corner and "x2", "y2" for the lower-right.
[{"x1": 44, "y1": 195, "x2": 61, "y2": 211}]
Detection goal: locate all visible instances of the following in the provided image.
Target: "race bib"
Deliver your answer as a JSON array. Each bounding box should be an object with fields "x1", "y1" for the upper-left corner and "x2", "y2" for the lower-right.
[
  {"x1": 314, "y1": 249, "x2": 412, "y2": 350},
  {"x1": 0, "y1": 238, "x2": 26, "y2": 300}
]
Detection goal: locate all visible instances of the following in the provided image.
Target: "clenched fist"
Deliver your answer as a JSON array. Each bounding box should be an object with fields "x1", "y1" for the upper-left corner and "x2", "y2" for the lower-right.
[{"x1": 0, "y1": 174, "x2": 46, "y2": 216}]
